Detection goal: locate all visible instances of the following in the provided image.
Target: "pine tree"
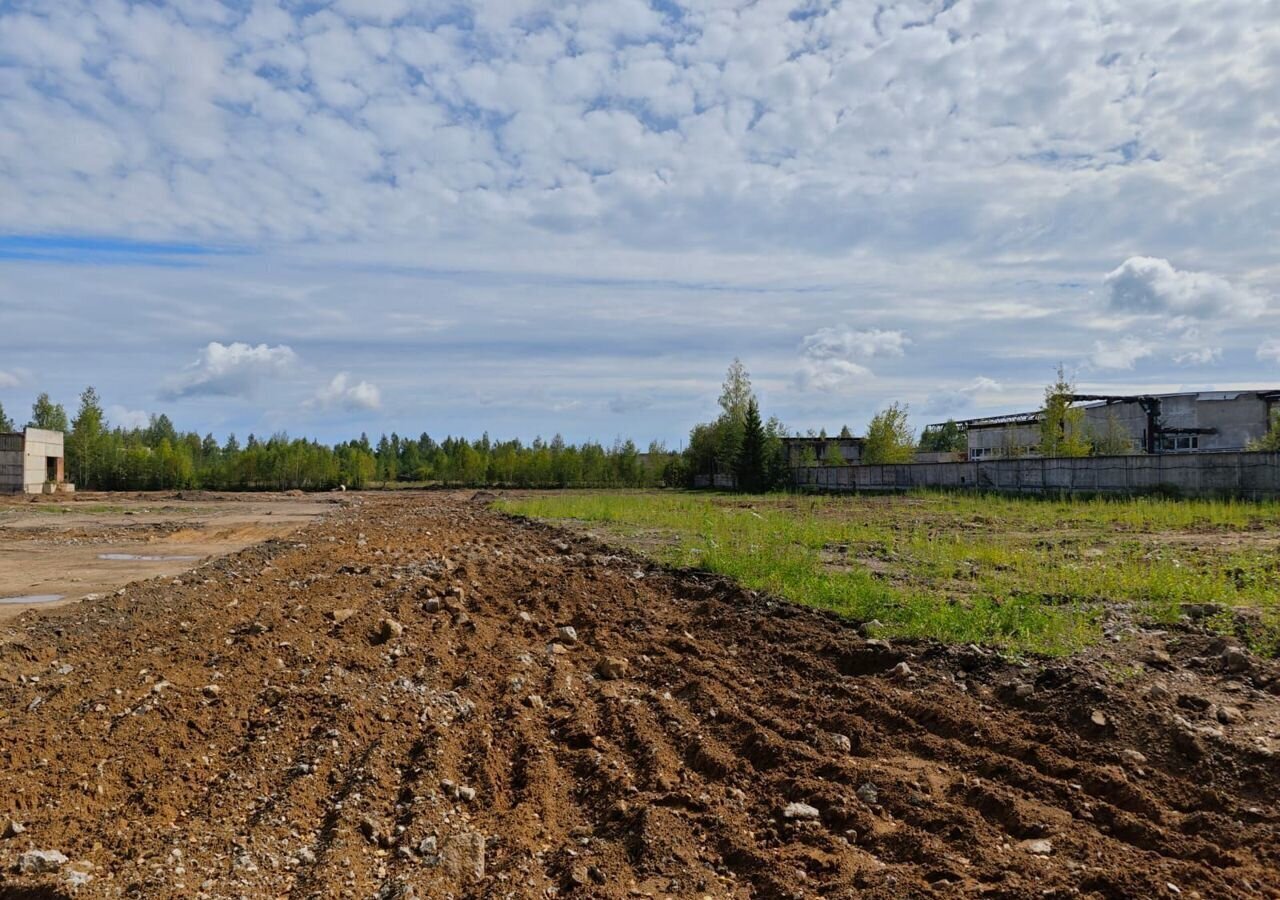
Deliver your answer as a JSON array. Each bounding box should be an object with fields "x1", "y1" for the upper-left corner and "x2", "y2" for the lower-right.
[
  {"x1": 0, "y1": 401, "x2": 13, "y2": 432},
  {"x1": 736, "y1": 398, "x2": 766, "y2": 492}
]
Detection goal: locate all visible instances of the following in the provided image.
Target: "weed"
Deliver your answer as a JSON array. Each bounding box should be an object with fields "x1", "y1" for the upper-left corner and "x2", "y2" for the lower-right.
[{"x1": 498, "y1": 491, "x2": 1280, "y2": 656}]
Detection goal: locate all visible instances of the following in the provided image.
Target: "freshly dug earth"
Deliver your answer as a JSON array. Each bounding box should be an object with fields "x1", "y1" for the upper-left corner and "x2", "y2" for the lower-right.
[{"x1": 1, "y1": 494, "x2": 1277, "y2": 899}]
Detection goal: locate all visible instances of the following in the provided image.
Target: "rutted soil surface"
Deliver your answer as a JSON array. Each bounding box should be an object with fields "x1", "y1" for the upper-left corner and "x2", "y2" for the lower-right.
[{"x1": 1, "y1": 493, "x2": 1278, "y2": 899}]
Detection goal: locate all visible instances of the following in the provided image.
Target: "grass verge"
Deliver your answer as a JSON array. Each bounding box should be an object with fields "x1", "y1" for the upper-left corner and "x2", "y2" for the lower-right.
[{"x1": 498, "y1": 491, "x2": 1280, "y2": 657}]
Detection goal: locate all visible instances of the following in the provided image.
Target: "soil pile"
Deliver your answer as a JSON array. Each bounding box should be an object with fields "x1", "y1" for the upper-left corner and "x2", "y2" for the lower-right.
[{"x1": 1, "y1": 494, "x2": 1277, "y2": 898}]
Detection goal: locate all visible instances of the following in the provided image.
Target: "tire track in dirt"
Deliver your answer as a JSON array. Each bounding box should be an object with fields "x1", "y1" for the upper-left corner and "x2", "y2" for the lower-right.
[{"x1": 1, "y1": 493, "x2": 1277, "y2": 899}]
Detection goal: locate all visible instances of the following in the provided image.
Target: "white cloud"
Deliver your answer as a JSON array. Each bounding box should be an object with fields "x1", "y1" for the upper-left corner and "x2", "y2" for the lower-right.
[
  {"x1": 311, "y1": 372, "x2": 382, "y2": 411},
  {"x1": 795, "y1": 327, "x2": 909, "y2": 392},
  {"x1": 1089, "y1": 336, "x2": 1154, "y2": 370},
  {"x1": 0, "y1": 370, "x2": 21, "y2": 389},
  {"x1": 160, "y1": 341, "x2": 298, "y2": 399},
  {"x1": 107, "y1": 405, "x2": 150, "y2": 429},
  {"x1": 1104, "y1": 257, "x2": 1266, "y2": 319},
  {"x1": 1172, "y1": 347, "x2": 1222, "y2": 366},
  {"x1": 925, "y1": 376, "x2": 1003, "y2": 415},
  {"x1": 1258, "y1": 339, "x2": 1280, "y2": 364},
  {"x1": 0, "y1": 3, "x2": 1279, "y2": 443},
  {"x1": 800, "y1": 328, "x2": 910, "y2": 362}
]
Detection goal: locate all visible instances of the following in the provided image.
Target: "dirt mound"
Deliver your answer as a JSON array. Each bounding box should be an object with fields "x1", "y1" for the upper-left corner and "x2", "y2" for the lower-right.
[{"x1": 0, "y1": 495, "x2": 1276, "y2": 898}]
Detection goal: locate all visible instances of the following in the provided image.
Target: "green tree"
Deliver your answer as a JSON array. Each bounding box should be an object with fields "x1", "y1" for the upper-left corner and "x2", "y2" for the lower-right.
[
  {"x1": 29, "y1": 393, "x2": 68, "y2": 432},
  {"x1": 736, "y1": 398, "x2": 766, "y2": 492},
  {"x1": 718, "y1": 358, "x2": 753, "y2": 424},
  {"x1": 838, "y1": 424, "x2": 854, "y2": 439},
  {"x1": 863, "y1": 402, "x2": 916, "y2": 464},
  {"x1": 1248, "y1": 410, "x2": 1280, "y2": 452},
  {"x1": 762, "y1": 415, "x2": 788, "y2": 489},
  {"x1": 0, "y1": 401, "x2": 13, "y2": 432},
  {"x1": 1038, "y1": 365, "x2": 1090, "y2": 458},
  {"x1": 68, "y1": 386, "x2": 105, "y2": 487},
  {"x1": 918, "y1": 419, "x2": 966, "y2": 453}
]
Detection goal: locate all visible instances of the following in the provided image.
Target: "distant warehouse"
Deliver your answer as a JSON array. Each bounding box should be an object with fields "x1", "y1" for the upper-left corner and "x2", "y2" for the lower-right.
[
  {"x1": 0, "y1": 428, "x2": 73, "y2": 494},
  {"x1": 952, "y1": 390, "x2": 1280, "y2": 460}
]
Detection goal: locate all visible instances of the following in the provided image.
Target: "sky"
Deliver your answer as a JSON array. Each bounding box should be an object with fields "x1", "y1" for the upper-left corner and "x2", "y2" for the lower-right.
[{"x1": 1, "y1": 0, "x2": 1278, "y2": 446}]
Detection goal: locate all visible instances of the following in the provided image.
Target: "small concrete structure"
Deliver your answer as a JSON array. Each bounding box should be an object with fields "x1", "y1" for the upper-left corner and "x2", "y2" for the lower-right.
[{"x1": 0, "y1": 428, "x2": 73, "y2": 494}]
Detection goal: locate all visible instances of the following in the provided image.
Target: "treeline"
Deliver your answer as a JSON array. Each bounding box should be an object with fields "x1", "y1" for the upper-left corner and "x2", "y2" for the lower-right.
[{"x1": 5, "y1": 390, "x2": 676, "y2": 492}]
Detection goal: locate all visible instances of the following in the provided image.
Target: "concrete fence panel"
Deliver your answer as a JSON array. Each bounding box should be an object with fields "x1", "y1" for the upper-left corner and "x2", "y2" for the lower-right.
[{"x1": 792, "y1": 451, "x2": 1280, "y2": 499}]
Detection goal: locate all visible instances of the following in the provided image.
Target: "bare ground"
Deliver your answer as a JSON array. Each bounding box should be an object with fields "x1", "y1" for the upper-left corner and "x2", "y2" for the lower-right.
[
  {"x1": 0, "y1": 491, "x2": 334, "y2": 622},
  {"x1": 0, "y1": 493, "x2": 1277, "y2": 899}
]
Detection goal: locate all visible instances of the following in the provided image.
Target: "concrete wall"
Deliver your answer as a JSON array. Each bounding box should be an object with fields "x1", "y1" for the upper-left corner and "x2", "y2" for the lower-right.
[
  {"x1": 793, "y1": 451, "x2": 1280, "y2": 499},
  {"x1": 1078, "y1": 394, "x2": 1271, "y2": 452}
]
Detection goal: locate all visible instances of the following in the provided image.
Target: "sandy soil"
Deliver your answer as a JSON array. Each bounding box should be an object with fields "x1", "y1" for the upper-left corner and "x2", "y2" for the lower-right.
[
  {"x1": 0, "y1": 492, "x2": 1277, "y2": 899},
  {"x1": 0, "y1": 491, "x2": 335, "y2": 623}
]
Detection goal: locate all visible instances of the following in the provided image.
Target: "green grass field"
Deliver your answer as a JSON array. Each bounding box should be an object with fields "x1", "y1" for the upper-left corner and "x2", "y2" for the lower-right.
[{"x1": 497, "y1": 491, "x2": 1280, "y2": 657}]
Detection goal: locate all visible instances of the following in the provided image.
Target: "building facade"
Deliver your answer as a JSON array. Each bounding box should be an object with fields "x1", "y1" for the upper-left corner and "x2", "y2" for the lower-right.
[
  {"x1": 953, "y1": 390, "x2": 1280, "y2": 461},
  {"x1": 0, "y1": 428, "x2": 72, "y2": 494},
  {"x1": 782, "y1": 436, "x2": 865, "y2": 467}
]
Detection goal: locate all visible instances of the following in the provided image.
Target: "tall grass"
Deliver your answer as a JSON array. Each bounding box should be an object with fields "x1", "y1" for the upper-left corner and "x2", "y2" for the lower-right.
[{"x1": 499, "y1": 491, "x2": 1280, "y2": 657}]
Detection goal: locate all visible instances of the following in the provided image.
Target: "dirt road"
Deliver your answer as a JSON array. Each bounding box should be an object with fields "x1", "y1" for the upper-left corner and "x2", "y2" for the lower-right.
[{"x1": 1, "y1": 494, "x2": 1277, "y2": 899}]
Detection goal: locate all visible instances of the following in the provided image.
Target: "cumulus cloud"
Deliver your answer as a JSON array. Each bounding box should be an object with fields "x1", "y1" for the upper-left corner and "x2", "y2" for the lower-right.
[
  {"x1": 160, "y1": 342, "x2": 298, "y2": 400},
  {"x1": 311, "y1": 372, "x2": 382, "y2": 411},
  {"x1": 1172, "y1": 347, "x2": 1222, "y2": 366},
  {"x1": 1, "y1": 2, "x2": 1280, "y2": 444},
  {"x1": 107, "y1": 405, "x2": 150, "y2": 429},
  {"x1": 3, "y1": 0, "x2": 1277, "y2": 271},
  {"x1": 1090, "y1": 336, "x2": 1154, "y2": 370},
  {"x1": 796, "y1": 328, "x2": 909, "y2": 391},
  {"x1": 1104, "y1": 257, "x2": 1266, "y2": 319},
  {"x1": 1258, "y1": 339, "x2": 1280, "y2": 364},
  {"x1": 0, "y1": 370, "x2": 20, "y2": 389}
]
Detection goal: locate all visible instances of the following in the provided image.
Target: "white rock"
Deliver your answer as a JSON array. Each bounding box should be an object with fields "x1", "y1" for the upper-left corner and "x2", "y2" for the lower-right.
[
  {"x1": 18, "y1": 849, "x2": 69, "y2": 874},
  {"x1": 782, "y1": 802, "x2": 821, "y2": 820}
]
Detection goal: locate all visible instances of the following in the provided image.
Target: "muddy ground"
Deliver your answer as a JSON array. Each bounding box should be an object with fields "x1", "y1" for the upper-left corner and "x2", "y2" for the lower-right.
[
  {"x1": 0, "y1": 491, "x2": 333, "y2": 623},
  {"x1": 0, "y1": 493, "x2": 1277, "y2": 899}
]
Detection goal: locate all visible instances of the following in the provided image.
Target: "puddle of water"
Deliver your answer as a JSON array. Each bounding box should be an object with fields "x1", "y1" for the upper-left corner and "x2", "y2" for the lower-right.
[
  {"x1": 0, "y1": 594, "x2": 65, "y2": 605},
  {"x1": 98, "y1": 553, "x2": 202, "y2": 562}
]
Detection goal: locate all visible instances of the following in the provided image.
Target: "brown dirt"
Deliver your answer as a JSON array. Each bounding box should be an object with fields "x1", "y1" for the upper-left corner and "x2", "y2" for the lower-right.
[
  {"x1": 1, "y1": 493, "x2": 1278, "y2": 899},
  {"x1": 0, "y1": 491, "x2": 333, "y2": 623}
]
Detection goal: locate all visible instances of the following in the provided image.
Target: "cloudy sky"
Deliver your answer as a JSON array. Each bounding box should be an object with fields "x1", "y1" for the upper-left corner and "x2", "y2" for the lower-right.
[{"x1": 1, "y1": 0, "x2": 1278, "y2": 445}]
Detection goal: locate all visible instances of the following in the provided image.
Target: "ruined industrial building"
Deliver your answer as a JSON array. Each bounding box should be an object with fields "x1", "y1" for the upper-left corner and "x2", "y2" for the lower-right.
[
  {"x1": 0, "y1": 427, "x2": 72, "y2": 494},
  {"x1": 955, "y1": 389, "x2": 1280, "y2": 460}
]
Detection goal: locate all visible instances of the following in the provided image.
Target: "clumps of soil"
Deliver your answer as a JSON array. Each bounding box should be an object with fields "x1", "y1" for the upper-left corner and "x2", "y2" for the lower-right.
[{"x1": 0, "y1": 494, "x2": 1276, "y2": 898}]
